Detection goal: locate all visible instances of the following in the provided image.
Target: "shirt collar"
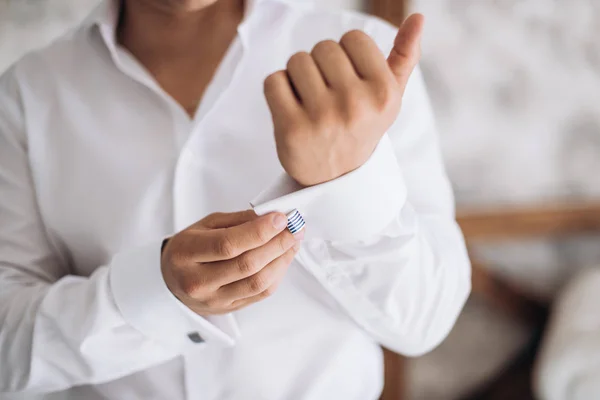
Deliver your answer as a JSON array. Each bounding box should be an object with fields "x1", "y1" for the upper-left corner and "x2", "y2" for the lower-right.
[
  {"x1": 86, "y1": 0, "x2": 120, "y2": 32},
  {"x1": 86, "y1": 0, "x2": 263, "y2": 48}
]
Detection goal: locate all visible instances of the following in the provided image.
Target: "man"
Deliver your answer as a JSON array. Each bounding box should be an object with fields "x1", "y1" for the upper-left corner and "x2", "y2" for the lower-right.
[{"x1": 0, "y1": 0, "x2": 471, "y2": 399}]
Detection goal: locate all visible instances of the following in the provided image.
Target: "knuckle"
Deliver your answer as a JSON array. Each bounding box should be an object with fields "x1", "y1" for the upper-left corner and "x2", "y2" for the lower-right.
[
  {"x1": 164, "y1": 248, "x2": 182, "y2": 267},
  {"x1": 202, "y1": 212, "x2": 223, "y2": 229},
  {"x1": 250, "y1": 223, "x2": 272, "y2": 244},
  {"x1": 202, "y1": 296, "x2": 223, "y2": 310},
  {"x1": 215, "y1": 235, "x2": 236, "y2": 258},
  {"x1": 165, "y1": 238, "x2": 189, "y2": 266},
  {"x1": 180, "y1": 277, "x2": 207, "y2": 299},
  {"x1": 312, "y1": 39, "x2": 338, "y2": 56},
  {"x1": 248, "y1": 273, "x2": 268, "y2": 294},
  {"x1": 264, "y1": 70, "x2": 286, "y2": 93},
  {"x1": 238, "y1": 253, "x2": 260, "y2": 275},
  {"x1": 258, "y1": 224, "x2": 274, "y2": 243},
  {"x1": 340, "y1": 29, "x2": 368, "y2": 46},
  {"x1": 287, "y1": 51, "x2": 311, "y2": 70}
]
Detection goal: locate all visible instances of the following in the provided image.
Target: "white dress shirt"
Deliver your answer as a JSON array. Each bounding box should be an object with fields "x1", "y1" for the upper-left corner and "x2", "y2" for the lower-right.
[{"x1": 0, "y1": 0, "x2": 471, "y2": 399}]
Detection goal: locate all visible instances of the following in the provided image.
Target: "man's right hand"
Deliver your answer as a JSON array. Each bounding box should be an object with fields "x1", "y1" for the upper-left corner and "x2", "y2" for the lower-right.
[{"x1": 161, "y1": 210, "x2": 303, "y2": 315}]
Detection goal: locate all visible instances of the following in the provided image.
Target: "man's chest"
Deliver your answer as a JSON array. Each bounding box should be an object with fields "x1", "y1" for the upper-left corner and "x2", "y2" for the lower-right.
[{"x1": 25, "y1": 61, "x2": 283, "y2": 274}]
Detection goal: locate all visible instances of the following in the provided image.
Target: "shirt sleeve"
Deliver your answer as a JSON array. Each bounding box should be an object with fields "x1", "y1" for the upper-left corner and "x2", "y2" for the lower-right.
[
  {"x1": 0, "y1": 66, "x2": 236, "y2": 394},
  {"x1": 251, "y1": 19, "x2": 471, "y2": 356}
]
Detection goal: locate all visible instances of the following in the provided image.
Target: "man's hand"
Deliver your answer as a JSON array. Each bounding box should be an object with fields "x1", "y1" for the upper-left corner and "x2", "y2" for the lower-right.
[
  {"x1": 161, "y1": 210, "x2": 303, "y2": 315},
  {"x1": 264, "y1": 14, "x2": 425, "y2": 187}
]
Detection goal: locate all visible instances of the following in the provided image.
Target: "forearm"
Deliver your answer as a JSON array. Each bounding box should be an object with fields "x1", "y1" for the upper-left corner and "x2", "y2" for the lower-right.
[
  {"x1": 0, "y1": 264, "x2": 172, "y2": 393},
  {"x1": 296, "y1": 202, "x2": 471, "y2": 356},
  {"x1": 0, "y1": 241, "x2": 237, "y2": 394}
]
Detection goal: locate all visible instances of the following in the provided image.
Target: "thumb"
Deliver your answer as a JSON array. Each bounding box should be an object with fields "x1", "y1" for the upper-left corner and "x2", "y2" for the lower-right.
[
  {"x1": 387, "y1": 13, "x2": 425, "y2": 89},
  {"x1": 199, "y1": 210, "x2": 260, "y2": 230}
]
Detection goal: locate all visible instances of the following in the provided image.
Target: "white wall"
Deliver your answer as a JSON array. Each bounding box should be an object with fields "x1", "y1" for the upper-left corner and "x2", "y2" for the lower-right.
[
  {"x1": 409, "y1": 0, "x2": 600, "y2": 299},
  {"x1": 413, "y1": 0, "x2": 600, "y2": 207}
]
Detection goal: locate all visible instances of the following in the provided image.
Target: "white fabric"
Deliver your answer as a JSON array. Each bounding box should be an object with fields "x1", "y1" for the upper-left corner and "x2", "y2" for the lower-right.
[
  {"x1": 535, "y1": 268, "x2": 600, "y2": 400},
  {"x1": 0, "y1": 0, "x2": 471, "y2": 399}
]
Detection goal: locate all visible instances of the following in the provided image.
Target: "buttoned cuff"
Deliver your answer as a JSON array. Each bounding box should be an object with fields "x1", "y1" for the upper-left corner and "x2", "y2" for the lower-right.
[
  {"x1": 251, "y1": 134, "x2": 407, "y2": 241},
  {"x1": 109, "y1": 241, "x2": 239, "y2": 354}
]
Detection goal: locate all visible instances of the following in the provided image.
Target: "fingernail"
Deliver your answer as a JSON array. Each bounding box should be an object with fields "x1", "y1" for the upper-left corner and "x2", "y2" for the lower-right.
[
  {"x1": 293, "y1": 243, "x2": 302, "y2": 252},
  {"x1": 294, "y1": 229, "x2": 305, "y2": 241},
  {"x1": 273, "y1": 214, "x2": 287, "y2": 230}
]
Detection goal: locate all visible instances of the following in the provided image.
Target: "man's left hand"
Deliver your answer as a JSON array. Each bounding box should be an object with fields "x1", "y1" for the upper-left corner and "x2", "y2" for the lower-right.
[{"x1": 264, "y1": 14, "x2": 424, "y2": 187}]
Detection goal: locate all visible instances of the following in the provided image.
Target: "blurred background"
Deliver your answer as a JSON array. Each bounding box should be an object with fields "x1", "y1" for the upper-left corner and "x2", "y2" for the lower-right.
[{"x1": 2, "y1": 0, "x2": 600, "y2": 399}]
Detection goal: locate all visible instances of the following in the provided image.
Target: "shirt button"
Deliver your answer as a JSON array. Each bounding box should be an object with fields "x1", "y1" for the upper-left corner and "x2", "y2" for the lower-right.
[{"x1": 187, "y1": 332, "x2": 205, "y2": 344}]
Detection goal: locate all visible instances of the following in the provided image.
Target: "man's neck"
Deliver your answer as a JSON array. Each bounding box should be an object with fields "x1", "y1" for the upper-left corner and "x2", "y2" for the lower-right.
[
  {"x1": 118, "y1": 0, "x2": 245, "y2": 59},
  {"x1": 116, "y1": 0, "x2": 246, "y2": 117}
]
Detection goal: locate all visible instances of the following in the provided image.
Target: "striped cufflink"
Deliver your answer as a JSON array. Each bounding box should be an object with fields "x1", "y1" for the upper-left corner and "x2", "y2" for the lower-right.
[{"x1": 286, "y1": 209, "x2": 306, "y2": 234}]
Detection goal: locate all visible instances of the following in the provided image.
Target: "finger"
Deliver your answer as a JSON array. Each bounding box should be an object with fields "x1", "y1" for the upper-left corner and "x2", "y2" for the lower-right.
[
  {"x1": 187, "y1": 212, "x2": 288, "y2": 262},
  {"x1": 286, "y1": 52, "x2": 328, "y2": 113},
  {"x1": 209, "y1": 228, "x2": 301, "y2": 286},
  {"x1": 200, "y1": 210, "x2": 257, "y2": 229},
  {"x1": 311, "y1": 40, "x2": 358, "y2": 89},
  {"x1": 387, "y1": 13, "x2": 424, "y2": 89},
  {"x1": 264, "y1": 70, "x2": 303, "y2": 128},
  {"x1": 218, "y1": 246, "x2": 298, "y2": 302},
  {"x1": 339, "y1": 30, "x2": 391, "y2": 82},
  {"x1": 228, "y1": 280, "x2": 282, "y2": 311}
]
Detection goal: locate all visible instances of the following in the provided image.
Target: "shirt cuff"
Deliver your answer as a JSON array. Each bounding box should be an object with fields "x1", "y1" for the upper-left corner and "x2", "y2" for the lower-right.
[
  {"x1": 109, "y1": 241, "x2": 240, "y2": 354},
  {"x1": 251, "y1": 134, "x2": 407, "y2": 242}
]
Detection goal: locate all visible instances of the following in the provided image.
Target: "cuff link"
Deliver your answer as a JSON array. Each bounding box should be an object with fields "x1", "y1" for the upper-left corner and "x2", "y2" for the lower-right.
[
  {"x1": 286, "y1": 209, "x2": 306, "y2": 234},
  {"x1": 187, "y1": 332, "x2": 205, "y2": 344}
]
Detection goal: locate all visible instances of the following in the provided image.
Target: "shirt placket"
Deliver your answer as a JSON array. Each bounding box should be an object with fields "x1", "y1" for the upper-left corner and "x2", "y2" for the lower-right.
[
  {"x1": 173, "y1": 36, "x2": 248, "y2": 400},
  {"x1": 100, "y1": 13, "x2": 253, "y2": 400},
  {"x1": 102, "y1": 32, "x2": 248, "y2": 400},
  {"x1": 172, "y1": 35, "x2": 248, "y2": 232}
]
